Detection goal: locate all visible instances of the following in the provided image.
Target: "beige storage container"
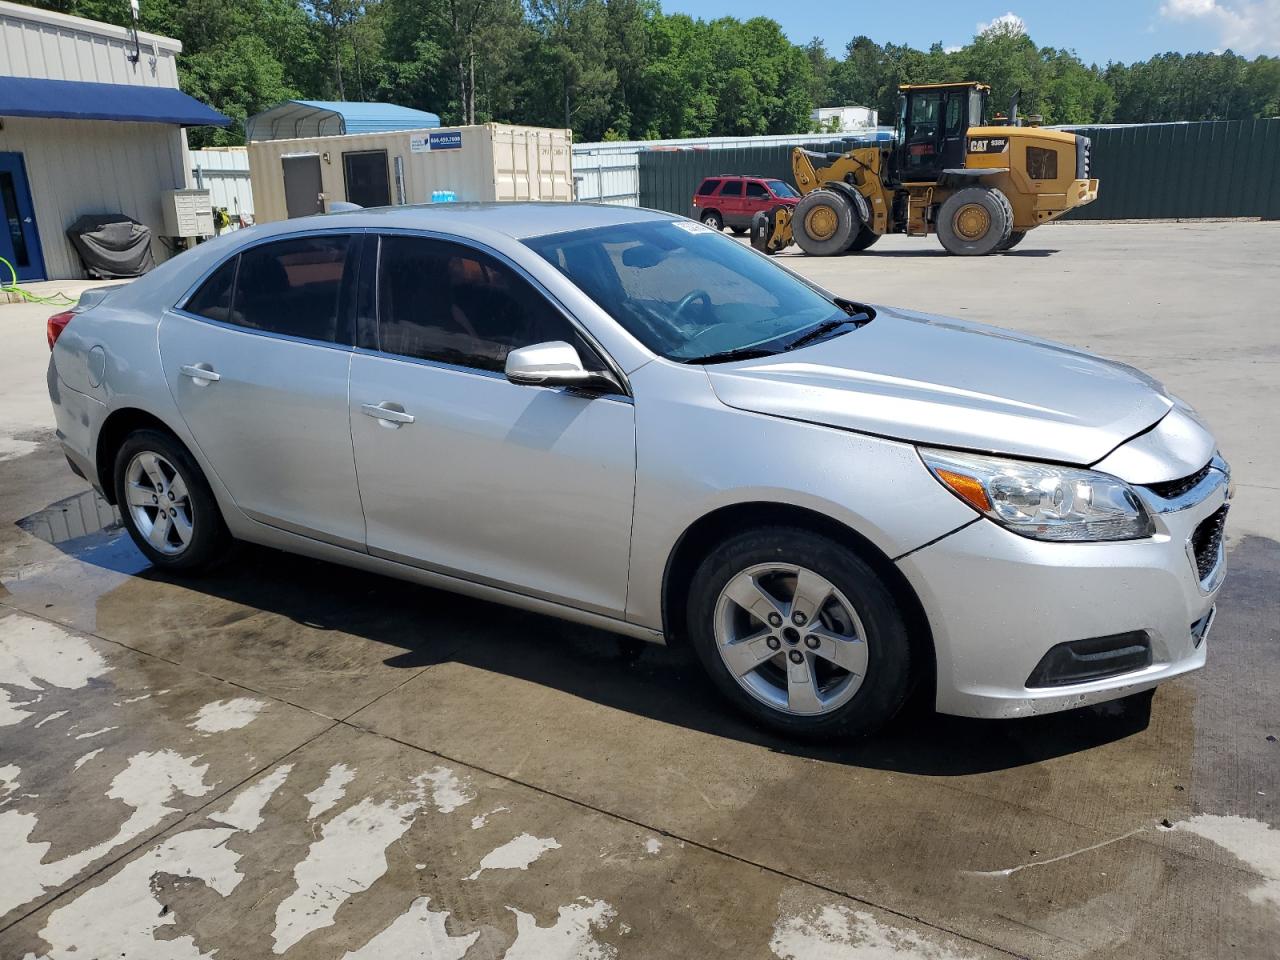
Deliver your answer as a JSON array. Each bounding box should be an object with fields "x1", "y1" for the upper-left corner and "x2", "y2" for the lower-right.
[{"x1": 247, "y1": 123, "x2": 574, "y2": 223}]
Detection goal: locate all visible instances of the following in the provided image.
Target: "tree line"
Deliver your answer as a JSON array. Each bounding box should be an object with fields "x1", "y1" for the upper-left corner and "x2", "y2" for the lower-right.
[{"x1": 31, "y1": 0, "x2": 1280, "y2": 147}]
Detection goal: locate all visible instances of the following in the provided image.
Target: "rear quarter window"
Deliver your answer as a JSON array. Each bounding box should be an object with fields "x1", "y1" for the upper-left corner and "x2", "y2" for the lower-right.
[
  {"x1": 184, "y1": 257, "x2": 237, "y2": 322},
  {"x1": 697, "y1": 179, "x2": 721, "y2": 196}
]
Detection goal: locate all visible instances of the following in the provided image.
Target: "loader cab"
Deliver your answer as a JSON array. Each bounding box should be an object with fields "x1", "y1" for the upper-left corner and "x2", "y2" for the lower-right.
[{"x1": 896, "y1": 83, "x2": 989, "y2": 183}]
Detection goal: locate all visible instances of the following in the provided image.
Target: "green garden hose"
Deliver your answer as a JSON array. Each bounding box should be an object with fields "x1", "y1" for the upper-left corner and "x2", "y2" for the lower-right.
[{"x1": 1, "y1": 256, "x2": 78, "y2": 306}]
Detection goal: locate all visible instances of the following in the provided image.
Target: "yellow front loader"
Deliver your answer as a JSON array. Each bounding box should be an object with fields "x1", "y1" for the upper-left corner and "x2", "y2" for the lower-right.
[{"x1": 752, "y1": 82, "x2": 1099, "y2": 257}]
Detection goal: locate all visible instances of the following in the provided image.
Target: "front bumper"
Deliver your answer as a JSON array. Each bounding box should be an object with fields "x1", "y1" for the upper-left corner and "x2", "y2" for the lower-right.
[{"x1": 897, "y1": 459, "x2": 1229, "y2": 719}]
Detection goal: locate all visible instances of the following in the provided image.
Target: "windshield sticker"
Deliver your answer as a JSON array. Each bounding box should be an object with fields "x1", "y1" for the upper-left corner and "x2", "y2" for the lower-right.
[{"x1": 672, "y1": 220, "x2": 715, "y2": 236}]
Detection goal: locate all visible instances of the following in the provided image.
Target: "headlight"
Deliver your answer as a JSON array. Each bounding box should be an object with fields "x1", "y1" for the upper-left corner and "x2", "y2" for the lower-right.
[{"x1": 919, "y1": 448, "x2": 1153, "y2": 542}]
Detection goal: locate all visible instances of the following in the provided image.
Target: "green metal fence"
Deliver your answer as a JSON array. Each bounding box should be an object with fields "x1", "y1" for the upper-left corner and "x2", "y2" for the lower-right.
[
  {"x1": 638, "y1": 120, "x2": 1280, "y2": 220},
  {"x1": 1063, "y1": 120, "x2": 1280, "y2": 220}
]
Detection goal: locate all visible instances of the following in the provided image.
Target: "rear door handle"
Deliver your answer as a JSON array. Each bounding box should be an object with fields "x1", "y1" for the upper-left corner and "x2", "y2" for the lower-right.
[
  {"x1": 361, "y1": 402, "x2": 415, "y2": 427},
  {"x1": 180, "y1": 363, "x2": 221, "y2": 383}
]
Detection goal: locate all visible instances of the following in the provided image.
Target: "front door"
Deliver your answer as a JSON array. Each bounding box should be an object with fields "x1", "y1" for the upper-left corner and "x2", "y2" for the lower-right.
[
  {"x1": 939, "y1": 91, "x2": 970, "y2": 171},
  {"x1": 349, "y1": 234, "x2": 636, "y2": 616},
  {"x1": 160, "y1": 232, "x2": 366, "y2": 548},
  {"x1": 901, "y1": 90, "x2": 945, "y2": 182},
  {"x1": 0, "y1": 152, "x2": 45, "y2": 281},
  {"x1": 282, "y1": 154, "x2": 324, "y2": 219}
]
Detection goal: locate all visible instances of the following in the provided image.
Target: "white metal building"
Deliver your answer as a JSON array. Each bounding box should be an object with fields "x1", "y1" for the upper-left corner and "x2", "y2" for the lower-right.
[{"x1": 0, "y1": 1, "x2": 228, "y2": 280}]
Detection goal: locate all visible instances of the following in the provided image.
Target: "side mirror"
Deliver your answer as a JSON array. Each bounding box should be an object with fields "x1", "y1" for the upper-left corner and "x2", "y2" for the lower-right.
[{"x1": 504, "y1": 341, "x2": 619, "y2": 393}]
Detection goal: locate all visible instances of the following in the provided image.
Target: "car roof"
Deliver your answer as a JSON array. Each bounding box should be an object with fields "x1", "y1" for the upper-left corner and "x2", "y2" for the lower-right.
[{"x1": 296, "y1": 201, "x2": 678, "y2": 240}]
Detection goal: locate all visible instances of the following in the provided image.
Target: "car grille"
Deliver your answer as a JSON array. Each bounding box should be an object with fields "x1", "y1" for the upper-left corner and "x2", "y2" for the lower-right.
[
  {"x1": 1144, "y1": 462, "x2": 1212, "y2": 501},
  {"x1": 1191, "y1": 506, "x2": 1228, "y2": 582}
]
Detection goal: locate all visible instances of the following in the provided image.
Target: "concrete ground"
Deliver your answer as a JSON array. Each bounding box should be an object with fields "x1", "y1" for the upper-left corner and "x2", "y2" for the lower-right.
[{"x1": 0, "y1": 221, "x2": 1277, "y2": 959}]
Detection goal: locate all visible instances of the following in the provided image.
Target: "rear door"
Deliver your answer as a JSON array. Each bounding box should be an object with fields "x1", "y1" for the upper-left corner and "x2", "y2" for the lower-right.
[
  {"x1": 348, "y1": 233, "x2": 636, "y2": 616},
  {"x1": 718, "y1": 179, "x2": 745, "y2": 226},
  {"x1": 742, "y1": 180, "x2": 772, "y2": 225},
  {"x1": 159, "y1": 232, "x2": 366, "y2": 548}
]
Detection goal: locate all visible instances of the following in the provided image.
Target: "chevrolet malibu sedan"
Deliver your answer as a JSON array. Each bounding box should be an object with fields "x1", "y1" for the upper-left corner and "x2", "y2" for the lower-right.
[{"x1": 46, "y1": 203, "x2": 1229, "y2": 738}]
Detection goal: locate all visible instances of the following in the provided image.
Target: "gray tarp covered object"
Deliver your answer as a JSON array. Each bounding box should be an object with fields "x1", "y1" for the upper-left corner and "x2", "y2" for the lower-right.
[{"x1": 66, "y1": 214, "x2": 155, "y2": 278}]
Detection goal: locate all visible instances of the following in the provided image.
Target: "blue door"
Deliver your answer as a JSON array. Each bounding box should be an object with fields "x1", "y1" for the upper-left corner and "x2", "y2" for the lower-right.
[{"x1": 0, "y1": 152, "x2": 46, "y2": 282}]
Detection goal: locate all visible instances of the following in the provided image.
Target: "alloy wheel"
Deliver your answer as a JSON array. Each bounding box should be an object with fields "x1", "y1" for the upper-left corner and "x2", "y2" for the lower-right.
[
  {"x1": 713, "y1": 562, "x2": 868, "y2": 716},
  {"x1": 124, "y1": 451, "x2": 194, "y2": 556}
]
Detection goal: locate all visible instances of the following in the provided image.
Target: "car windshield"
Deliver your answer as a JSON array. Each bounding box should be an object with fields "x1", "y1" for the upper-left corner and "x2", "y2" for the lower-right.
[
  {"x1": 766, "y1": 180, "x2": 800, "y2": 198},
  {"x1": 524, "y1": 219, "x2": 850, "y2": 362}
]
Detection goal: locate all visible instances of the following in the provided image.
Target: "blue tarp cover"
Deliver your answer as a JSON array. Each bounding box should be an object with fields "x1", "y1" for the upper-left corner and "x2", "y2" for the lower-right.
[{"x1": 0, "y1": 76, "x2": 230, "y2": 126}]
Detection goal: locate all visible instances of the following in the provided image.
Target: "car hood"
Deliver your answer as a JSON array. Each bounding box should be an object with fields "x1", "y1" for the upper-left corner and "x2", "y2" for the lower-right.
[{"x1": 705, "y1": 305, "x2": 1174, "y2": 465}]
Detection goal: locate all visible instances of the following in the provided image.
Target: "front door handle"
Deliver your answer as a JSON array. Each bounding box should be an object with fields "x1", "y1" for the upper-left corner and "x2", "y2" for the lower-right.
[
  {"x1": 180, "y1": 363, "x2": 221, "y2": 383},
  {"x1": 361, "y1": 402, "x2": 415, "y2": 427}
]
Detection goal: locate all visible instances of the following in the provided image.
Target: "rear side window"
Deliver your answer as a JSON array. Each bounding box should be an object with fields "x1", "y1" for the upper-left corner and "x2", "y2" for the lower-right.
[
  {"x1": 232, "y1": 235, "x2": 354, "y2": 343},
  {"x1": 185, "y1": 257, "x2": 237, "y2": 323},
  {"x1": 697, "y1": 179, "x2": 721, "y2": 196},
  {"x1": 376, "y1": 235, "x2": 604, "y2": 374},
  {"x1": 745, "y1": 181, "x2": 769, "y2": 198},
  {"x1": 721, "y1": 179, "x2": 745, "y2": 196}
]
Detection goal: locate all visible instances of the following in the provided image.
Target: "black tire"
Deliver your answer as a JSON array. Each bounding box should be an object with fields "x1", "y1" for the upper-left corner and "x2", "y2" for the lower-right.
[
  {"x1": 113, "y1": 428, "x2": 231, "y2": 572},
  {"x1": 845, "y1": 225, "x2": 881, "y2": 253},
  {"x1": 1000, "y1": 230, "x2": 1027, "y2": 251},
  {"x1": 793, "y1": 190, "x2": 858, "y2": 257},
  {"x1": 700, "y1": 210, "x2": 724, "y2": 231},
  {"x1": 936, "y1": 186, "x2": 1013, "y2": 256},
  {"x1": 730, "y1": 226, "x2": 749, "y2": 236},
  {"x1": 686, "y1": 526, "x2": 913, "y2": 740}
]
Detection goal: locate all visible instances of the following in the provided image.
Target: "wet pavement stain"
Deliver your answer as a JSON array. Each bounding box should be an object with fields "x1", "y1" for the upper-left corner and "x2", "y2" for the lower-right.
[{"x1": 0, "y1": 459, "x2": 1276, "y2": 957}]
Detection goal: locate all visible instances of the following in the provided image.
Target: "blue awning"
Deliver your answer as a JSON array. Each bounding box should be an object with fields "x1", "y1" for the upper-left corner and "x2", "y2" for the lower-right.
[{"x1": 0, "y1": 77, "x2": 231, "y2": 127}]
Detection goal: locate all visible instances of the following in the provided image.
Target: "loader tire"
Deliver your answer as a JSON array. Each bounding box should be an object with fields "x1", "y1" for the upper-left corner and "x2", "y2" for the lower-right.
[
  {"x1": 845, "y1": 225, "x2": 881, "y2": 252},
  {"x1": 936, "y1": 186, "x2": 1013, "y2": 256},
  {"x1": 794, "y1": 190, "x2": 858, "y2": 257},
  {"x1": 1000, "y1": 230, "x2": 1027, "y2": 251}
]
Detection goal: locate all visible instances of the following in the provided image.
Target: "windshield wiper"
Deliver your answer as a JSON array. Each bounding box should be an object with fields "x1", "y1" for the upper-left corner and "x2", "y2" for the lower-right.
[
  {"x1": 680, "y1": 346, "x2": 780, "y2": 365},
  {"x1": 784, "y1": 302, "x2": 874, "y2": 352}
]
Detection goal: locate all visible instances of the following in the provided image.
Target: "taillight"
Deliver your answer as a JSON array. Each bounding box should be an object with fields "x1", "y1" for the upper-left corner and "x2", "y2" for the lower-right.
[{"x1": 47, "y1": 310, "x2": 75, "y2": 350}]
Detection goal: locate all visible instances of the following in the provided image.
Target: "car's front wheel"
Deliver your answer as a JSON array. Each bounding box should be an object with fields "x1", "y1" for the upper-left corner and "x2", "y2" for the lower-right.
[
  {"x1": 687, "y1": 527, "x2": 913, "y2": 739},
  {"x1": 113, "y1": 428, "x2": 231, "y2": 572}
]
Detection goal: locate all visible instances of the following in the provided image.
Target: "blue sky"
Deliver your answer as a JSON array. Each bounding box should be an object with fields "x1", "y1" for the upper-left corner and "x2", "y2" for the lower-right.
[{"x1": 662, "y1": 1, "x2": 1280, "y2": 63}]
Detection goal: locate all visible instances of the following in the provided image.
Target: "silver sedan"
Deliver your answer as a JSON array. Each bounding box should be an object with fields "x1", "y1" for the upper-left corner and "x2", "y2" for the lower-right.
[{"x1": 46, "y1": 203, "x2": 1229, "y2": 738}]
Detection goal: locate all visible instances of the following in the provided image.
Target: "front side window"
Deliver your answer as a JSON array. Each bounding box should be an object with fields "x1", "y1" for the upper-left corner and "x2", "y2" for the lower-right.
[
  {"x1": 907, "y1": 92, "x2": 943, "y2": 140},
  {"x1": 525, "y1": 220, "x2": 852, "y2": 363},
  {"x1": 766, "y1": 180, "x2": 800, "y2": 198},
  {"x1": 231, "y1": 235, "x2": 353, "y2": 343},
  {"x1": 745, "y1": 181, "x2": 769, "y2": 198},
  {"x1": 376, "y1": 235, "x2": 604, "y2": 373}
]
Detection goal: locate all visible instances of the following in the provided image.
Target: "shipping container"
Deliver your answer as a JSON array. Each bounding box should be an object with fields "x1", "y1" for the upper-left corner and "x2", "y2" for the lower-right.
[{"x1": 246, "y1": 123, "x2": 574, "y2": 223}]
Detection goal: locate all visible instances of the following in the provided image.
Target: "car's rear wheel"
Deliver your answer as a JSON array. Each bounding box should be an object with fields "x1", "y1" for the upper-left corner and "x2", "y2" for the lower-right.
[
  {"x1": 113, "y1": 428, "x2": 230, "y2": 572},
  {"x1": 687, "y1": 527, "x2": 913, "y2": 739},
  {"x1": 700, "y1": 210, "x2": 724, "y2": 231}
]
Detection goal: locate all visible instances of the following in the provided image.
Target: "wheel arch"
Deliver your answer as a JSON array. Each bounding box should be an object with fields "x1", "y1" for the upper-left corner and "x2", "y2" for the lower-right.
[
  {"x1": 660, "y1": 501, "x2": 935, "y2": 683},
  {"x1": 94, "y1": 407, "x2": 187, "y2": 505}
]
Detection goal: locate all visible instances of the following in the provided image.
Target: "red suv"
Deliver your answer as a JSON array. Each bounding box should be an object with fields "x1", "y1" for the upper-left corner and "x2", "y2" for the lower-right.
[{"x1": 691, "y1": 176, "x2": 802, "y2": 233}]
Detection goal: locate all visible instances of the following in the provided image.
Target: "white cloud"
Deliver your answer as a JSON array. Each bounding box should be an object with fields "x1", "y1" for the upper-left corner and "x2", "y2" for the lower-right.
[
  {"x1": 944, "y1": 44, "x2": 963, "y2": 54},
  {"x1": 977, "y1": 12, "x2": 1027, "y2": 37},
  {"x1": 1160, "y1": 0, "x2": 1280, "y2": 54}
]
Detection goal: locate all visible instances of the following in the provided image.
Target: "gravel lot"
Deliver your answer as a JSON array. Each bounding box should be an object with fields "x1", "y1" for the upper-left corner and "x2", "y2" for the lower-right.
[{"x1": 1, "y1": 220, "x2": 1277, "y2": 959}]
